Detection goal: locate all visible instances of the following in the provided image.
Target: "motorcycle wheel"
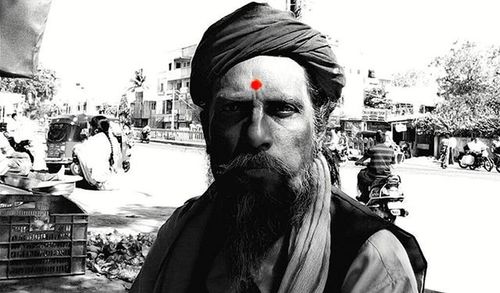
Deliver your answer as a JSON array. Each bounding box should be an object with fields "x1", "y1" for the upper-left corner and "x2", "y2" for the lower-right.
[
  {"x1": 496, "y1": 165, "x2": 500, "y2": 173},
  {"x1": 70, "y1": 162, "x2": 82, "y2": 176},
  {"x1": 484, "y1": 159, "x2": 493, "y2": 172},
  {"x1": 47, "y1": 164, "x2": 62, "y2": 174},
  {"x1": 458, "y1": 157, "x2": 468, "y2": 169},
  {"x1": 468, "y1": 165, "x2": 477, "y2": 170}
]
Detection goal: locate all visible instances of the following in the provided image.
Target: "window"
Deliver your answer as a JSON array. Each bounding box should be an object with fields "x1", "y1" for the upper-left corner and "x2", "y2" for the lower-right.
[
  {"x1": 151, "y1": 102, "x2": 156, "y2": 110},
  {"x1": 166, "y1": 100, "x2": 173, "y2": 114},
  {"x1": 162, "y1": 100, "x2": 168, "y2": 114},
  {"x1": 176, "y1": 82, "x2": 182, "y2": 90},
  {"x1": 169, "y1": 63, "x2": 172, "y2": 71},
  {"x1": 160, "y1": 83, "x2": 164, "y2": 92},
  {"x1": 186, "y1": 81, "x2": 190, "y2": 88},
  {"x1": 176, "y1": 62, "x2": 181, "y2": 69},
  {"x1": 186, "y1": 61, "x2": 191, "y2": 67}
]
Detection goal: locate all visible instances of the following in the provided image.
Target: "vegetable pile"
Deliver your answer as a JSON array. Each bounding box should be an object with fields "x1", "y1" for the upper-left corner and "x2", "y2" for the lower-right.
[{"x1": 86, "y1": 231, "x2": 156, "y2": 283}]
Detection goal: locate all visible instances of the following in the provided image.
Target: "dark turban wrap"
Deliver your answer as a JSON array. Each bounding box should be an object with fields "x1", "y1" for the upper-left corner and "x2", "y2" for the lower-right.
[{"x1": 190, "y1": 2, "x2": 345, "y2": 109}]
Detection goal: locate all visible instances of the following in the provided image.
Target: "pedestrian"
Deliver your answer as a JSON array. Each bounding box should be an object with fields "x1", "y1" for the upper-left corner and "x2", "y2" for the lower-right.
[{"x1": 131, "y1": 3, "x2": 426, "y2": 293}]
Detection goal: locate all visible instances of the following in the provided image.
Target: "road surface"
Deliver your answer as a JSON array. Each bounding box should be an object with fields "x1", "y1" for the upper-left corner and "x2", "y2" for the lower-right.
[{"x1": 69, "y1": 142, "x2": 500, "y2": 293}]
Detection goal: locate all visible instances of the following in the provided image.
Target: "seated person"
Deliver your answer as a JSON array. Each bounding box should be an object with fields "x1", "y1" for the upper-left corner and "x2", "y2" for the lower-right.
[
  {"x1": 74, "y1": 116, "x2": 122, "y2": 190},
  {"x1": 355, "y1": 131, "x2": 395, "y2": 202}
]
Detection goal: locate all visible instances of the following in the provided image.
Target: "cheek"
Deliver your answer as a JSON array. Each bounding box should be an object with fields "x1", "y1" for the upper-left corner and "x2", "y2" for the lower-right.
[
  {"x1": 208, "y1": 117, "x2": 242, "y2": 161},
  {"x1": 278, "y1": 118, "x2": 314, "y2": 171}
]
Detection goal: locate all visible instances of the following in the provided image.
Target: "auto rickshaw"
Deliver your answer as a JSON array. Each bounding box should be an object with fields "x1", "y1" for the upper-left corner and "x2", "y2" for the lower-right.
[
  {"x1": 45, "y1": 114, "x2": 132, "y2": 175},
  {"x1": 45, "y1": 114, "x2": 91, "y2": 173}
]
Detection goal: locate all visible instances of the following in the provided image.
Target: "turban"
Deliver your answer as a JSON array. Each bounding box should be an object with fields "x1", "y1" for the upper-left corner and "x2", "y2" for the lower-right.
[{"x1": 190, "y1": 2, "x2": 345, "y2": 109}]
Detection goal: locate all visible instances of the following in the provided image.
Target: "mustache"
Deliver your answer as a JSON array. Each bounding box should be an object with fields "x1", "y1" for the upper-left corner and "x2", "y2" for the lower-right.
[{"x1": 214, "y1": 152, "x2": 294, "y2": 178}]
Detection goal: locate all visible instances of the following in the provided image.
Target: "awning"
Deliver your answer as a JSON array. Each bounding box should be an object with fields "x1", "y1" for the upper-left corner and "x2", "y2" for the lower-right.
[{"x1": 0, "y1": 0, "x2": 52, "y2": 78}]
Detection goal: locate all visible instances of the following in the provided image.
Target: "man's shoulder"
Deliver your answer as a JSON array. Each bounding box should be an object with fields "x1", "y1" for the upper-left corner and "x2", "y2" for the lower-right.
[{"x1": 328, "y1": 187, "x2": 427, "y2": 291}]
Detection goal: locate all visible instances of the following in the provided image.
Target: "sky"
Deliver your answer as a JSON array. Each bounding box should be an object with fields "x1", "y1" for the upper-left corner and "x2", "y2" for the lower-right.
[{"x1": 39, "y1": 0, "x2": 500, "y2": 103}]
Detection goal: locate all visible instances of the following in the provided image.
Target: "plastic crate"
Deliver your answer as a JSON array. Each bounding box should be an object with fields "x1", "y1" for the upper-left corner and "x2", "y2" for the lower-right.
[{"x1": 0, "y1": 194, "x2": 88, "y2": 279}]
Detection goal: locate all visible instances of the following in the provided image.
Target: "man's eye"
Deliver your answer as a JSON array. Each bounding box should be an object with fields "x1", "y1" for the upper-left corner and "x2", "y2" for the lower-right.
[
  {"x1": 221, "y1": 103, "x2": 241, "y2": 112},
  {"x1": 270, "y1": 103, "x2": 298, "y2": 117}
]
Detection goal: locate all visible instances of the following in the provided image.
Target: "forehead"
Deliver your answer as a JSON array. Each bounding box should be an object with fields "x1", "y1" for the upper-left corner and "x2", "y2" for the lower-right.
[{"x1": 212, "y1": 56, "x2": 309, "y2": 103}]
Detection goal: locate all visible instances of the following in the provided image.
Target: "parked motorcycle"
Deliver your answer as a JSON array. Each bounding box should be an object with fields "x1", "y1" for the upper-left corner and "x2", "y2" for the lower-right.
[
  {"x1": 356, "y1": 171, "x2": 408, "y2": 223},
  {"x1": 457, "y1": 151, "x2": 493, "y2": 171}
]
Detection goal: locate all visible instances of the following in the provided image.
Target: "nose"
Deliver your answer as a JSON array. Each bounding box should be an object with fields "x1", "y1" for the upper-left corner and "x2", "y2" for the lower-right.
[{"x1": 246, "y1": 106, "x2": 272, "y2": 152}]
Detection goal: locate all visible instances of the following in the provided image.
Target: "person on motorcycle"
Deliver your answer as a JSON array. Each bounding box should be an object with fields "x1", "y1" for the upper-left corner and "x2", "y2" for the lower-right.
[
  {"x1": 492, "y1": 135, "x2": 500, "y2": 155},
  {"x1": 355, "y1": 130, "x2": 395, "y2": 203},
  {"x1": 466, "y1": 137, "x2": 488, "y2": 164},
  {"x1": 141, "y1": 124, "x2": 151, "y2": 142}
]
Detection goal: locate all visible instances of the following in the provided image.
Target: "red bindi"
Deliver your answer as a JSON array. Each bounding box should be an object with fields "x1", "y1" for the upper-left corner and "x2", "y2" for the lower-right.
[{"x1": 250, "y1": 79, "x2": 262, "y2": 90}]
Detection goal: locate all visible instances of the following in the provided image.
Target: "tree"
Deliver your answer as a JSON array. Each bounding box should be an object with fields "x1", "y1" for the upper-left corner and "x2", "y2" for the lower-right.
[
  {"x1": 415, "y1": 41, "x2": 500, "y2": 137},
  {"x1": 0, "y1": 67, "x2": 57, "y2": 118},
  {"x1": 391, "y1": 69, "x2": 431, "y2": 88},
  {"x1": 118, "y1": 94, "x2": 130, "y2": 116},
  {"x1": 363, "y1": 86, "x2": 392, "y2": 109}
]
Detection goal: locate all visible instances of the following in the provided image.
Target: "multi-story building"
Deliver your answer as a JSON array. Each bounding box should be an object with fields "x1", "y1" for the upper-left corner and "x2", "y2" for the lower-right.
[{"x1": 154, "y1": 44, "x2": 198, "y2": 129}]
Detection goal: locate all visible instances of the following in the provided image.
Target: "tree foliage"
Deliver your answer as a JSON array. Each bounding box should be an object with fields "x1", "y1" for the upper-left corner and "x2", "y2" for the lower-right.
[
  {"x1": 127, "y1": 68, "x2": 147, "y2": 92},
  {"x1": 415, "y1": 41, "x2": 500, "y2": 137},
  {"x1": 363, "y1": 87, "x2": 392, "y2": 109},
  {"x1": 0, "y1": 67, "x2": 58, "y2": 118},
  {"x1": 119, "y1": 94, "x2": 130, "y2": 116},
  {"x1": 391, "y1": 69, "x2": 431, "y2": 88}
]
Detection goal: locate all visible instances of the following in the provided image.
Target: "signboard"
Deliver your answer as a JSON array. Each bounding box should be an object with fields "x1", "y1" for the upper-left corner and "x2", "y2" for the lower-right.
[
  {"x1": 362, "y1": 108, "x2": 387, "y2": 122},
  {"x1": 395, "y1": 123, "x2": 407, "y2": 132},
  {"x1": 416, "y1": 143, "x2": 430, "y2": 150}
]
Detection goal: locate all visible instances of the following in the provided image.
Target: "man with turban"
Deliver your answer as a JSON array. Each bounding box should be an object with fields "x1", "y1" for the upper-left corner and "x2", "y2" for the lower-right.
[{"x1": 131, "y1": 2, "x2": 426, "y2": 293}]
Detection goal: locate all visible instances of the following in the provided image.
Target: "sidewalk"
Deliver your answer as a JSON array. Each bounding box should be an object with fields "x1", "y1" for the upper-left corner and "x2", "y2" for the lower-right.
[{"x1": 0, "y1": 272, "x2": 130, "y2": 293}]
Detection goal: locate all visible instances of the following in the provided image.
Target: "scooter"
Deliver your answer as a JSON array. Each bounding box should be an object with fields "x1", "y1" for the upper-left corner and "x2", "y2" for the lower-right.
[
  {"x1": 363, "y1": 175, "x2": 408, "y2": 223},
  {"x1": 457, "y1": 151, "x2": 493, "y2": 171},
  {"x1": 356, "y1": 163, "x2": 408, "y2": 223}
]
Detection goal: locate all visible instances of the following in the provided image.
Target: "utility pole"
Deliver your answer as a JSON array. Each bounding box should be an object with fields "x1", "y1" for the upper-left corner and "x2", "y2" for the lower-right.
[{"x1": 171, "y1": 89, "x2": 175, "y2": 130}]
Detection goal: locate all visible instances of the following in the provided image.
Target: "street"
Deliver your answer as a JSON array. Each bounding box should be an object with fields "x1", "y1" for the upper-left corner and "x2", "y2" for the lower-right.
[{"x1": 68, "y1": 142, "x2": 500, "y2": 293}]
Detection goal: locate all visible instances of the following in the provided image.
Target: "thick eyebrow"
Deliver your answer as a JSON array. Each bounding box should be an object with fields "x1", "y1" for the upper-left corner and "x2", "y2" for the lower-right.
[{"x1": 265, "y1": 95, "x2": 305, "y2": 109}]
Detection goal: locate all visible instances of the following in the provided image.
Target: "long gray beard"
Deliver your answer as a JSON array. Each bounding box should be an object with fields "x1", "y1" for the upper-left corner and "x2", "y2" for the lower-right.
[{"x1": 215, "y1": 153, "x2": 316, "y2": 292}]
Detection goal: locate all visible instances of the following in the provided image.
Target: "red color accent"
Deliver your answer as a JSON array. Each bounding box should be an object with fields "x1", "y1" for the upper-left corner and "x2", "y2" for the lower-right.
[{"x1": 250, "y1": 79, "x2": 262, "y2": 90}]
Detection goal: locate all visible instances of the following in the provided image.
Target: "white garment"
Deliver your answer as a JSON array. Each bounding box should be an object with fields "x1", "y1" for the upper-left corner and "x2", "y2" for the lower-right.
[
  {"x1": 467, "y1": 140, "x2": 487, "y2": 153},
  {"x1": 74, "y1": 132, "x2": 122, "y2": 188},
  {"x1": 448, "y1": 137, "x2": 457, "y2": 148},
  {"x1": 341, "y1": 229, "x2": 419, "y2": 293}
]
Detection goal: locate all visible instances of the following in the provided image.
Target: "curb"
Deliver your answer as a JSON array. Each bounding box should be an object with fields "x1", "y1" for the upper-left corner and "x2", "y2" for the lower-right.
[{"x1": 141, "y1": 138, "x2": 206, "y2": 148}]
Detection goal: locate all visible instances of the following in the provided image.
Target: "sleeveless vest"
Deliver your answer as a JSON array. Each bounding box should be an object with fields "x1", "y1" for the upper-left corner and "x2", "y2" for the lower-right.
[
  {"x1": 131, "y1": 185, "x2": 427, "y2": 293},
  {"x1": 326, "y1": 187, "x2": 427, "y2": 292}
]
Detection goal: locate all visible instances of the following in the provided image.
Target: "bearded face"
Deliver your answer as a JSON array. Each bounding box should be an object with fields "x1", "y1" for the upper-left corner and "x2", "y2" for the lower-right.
[{"x1": 203, "y1": 56, "x2": 323, "y2": 291}]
